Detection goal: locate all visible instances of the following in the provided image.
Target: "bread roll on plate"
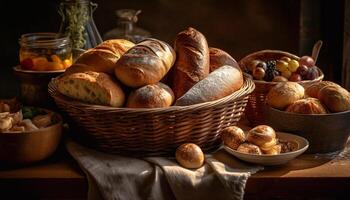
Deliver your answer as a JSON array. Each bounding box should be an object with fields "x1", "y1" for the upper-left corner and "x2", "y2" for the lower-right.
[
  {"x1": 246, "y1": 125, "x2": 277, "y2": 149},
  {"x1": 209, "y1": 47, "x2": 238, "y2": 72},
  {"x1": 172, "y1": 27, "x2": 210, "y2": 99},
  {"x1": 115, "y1": 38, "x2": 175, "y2": 88},
  {"x1": 237, "y1": 143, "x2": 262, "y2": 155},
  {"x1": 175, "y1": 65, "x2": 243, "y2": 106},
  {"x1": 221, "y1": 126, "x2": 246, "y2": 150},
  {"x1": 127, "y1": 82, "x2": 174, "y2": 108},
  {"x1": 58, "y1": 71, "x2": 125, "y2": 107}
]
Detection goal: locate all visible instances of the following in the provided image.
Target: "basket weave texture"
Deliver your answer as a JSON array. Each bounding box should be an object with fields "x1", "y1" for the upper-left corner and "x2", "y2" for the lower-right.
[
  {"x1": 48, "y1": 75, "x2": 255, "y2": 156},
  {"x1": 238, "y1": 50, "x2": 324, "y2": 126}
]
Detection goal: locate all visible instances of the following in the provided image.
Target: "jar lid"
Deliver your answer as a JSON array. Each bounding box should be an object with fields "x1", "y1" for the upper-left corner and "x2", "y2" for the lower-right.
[{"x1": 19, "y1": 33, "x2": 70, "y2": 48}]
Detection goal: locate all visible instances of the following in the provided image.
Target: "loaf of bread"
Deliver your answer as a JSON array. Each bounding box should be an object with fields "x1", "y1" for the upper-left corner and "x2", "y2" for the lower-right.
[
  {"x1": 126, "y1": 82, "x2": 174, "y2": 108},
  {"x1": 114, "y1": 38, "x2": 175, "y2": 88},
  {"x1": 72, "y1": 39, "x2": 135, "y2": 75},
  {"x1": 175, "y1": 65, "x2": 243, "y2": 106},
  {"x1": 209, "y1": 47, "x2": 238, "y2": 72},
  {"x1": 318, "y1": 85, "x2": 350, "y2": 112},
  {"x1": 172, "y1": 27, "x2": 210, "y2": 99},
  {"x1": 286, "y1": 97, "x2": 327, "y2": 114},
  {"x1": 58, "y1": 71, "x2": 125, "y2": 107}
]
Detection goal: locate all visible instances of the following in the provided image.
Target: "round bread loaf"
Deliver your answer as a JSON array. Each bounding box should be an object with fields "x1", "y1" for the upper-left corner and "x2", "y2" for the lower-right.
[
  {"x1": 286, "y1": 97, "x2": 327, "y2": 114},
  {"x1": 246, "y1": 125, "x2": 277, "y2": 149},
  {"x1": 237, "y1": 143, "x2": 262, "y2": 155},
  {"x1": 126, "y1": 82, "x2": 174, "y2": 108},
  {"x1": 115, "y1": 38, "x2": 175, "y2": 88},
  {"x1": 172, "y1": 27, "x2": 210, "y2": 99},
  {"x1": 175, "y1": 143, "x2": 204, "y2": 169},
  {"x1": 305, "y1": 81, "x2": 340, "y2": 98},
  {"x1": 174, "y1": 65, "x2": 243, "y2": 106},
  {"x1": 266, "y1": 82, "x2": 305, "y2": 110},
  {"x1": 74, "y1": 39, "x2": 135, "y2": 75},
  {"x1": 209, "y1": 47, "x2": 238, "y2": 72},
  {"x1": 221, "y1": 126, "x2": 246, "y2": 150},
  {"x1": 318, "y1": 85, "x2": 350, "y2": 112}
]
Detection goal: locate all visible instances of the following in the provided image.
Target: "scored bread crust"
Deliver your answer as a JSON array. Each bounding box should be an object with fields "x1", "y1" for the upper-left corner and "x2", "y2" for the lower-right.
[
  {"x1": 58, "y1": 71, "x2": 125, "y2": 107},
  {"x1": 114, "y1": 38, "x2": 176, "y2": 88}
]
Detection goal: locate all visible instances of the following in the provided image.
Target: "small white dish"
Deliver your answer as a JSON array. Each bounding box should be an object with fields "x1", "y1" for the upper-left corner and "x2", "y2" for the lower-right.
[{"x1": 224, "y1": 132, "x2": 309, "y2": 166}]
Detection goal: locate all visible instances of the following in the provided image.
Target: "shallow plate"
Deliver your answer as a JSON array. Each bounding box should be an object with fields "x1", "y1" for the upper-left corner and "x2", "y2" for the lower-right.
[
  {"x1": 13, "y1": 65, "x2": 65, "y2": 74},
  {"x1": 224, "y1": 132, "x2": 309, "y2": 166}
]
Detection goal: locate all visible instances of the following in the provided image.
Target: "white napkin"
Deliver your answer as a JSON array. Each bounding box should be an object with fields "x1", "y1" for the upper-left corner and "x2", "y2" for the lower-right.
[{"x1": 66, "y1": 140, "x2": 263, "y2": 200}]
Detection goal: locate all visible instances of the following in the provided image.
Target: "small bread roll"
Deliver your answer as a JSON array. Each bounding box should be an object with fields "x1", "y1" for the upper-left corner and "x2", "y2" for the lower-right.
[
  {"x1": 221, "y1": 126, "x2": 245, "y2": 150},
  {"x1": 127, "y1": 83, "x2": 174, "y2": 108},
  {"x1": 261, "y1": 144, "x2": 282, "y2": 155},
  {"x1": 237, "y1": 143, "x2": 262, "y2": 155},
  {"x1": 286, "y1": 97, "x2": 327, "y2": 114},
  {"x1": 267, "y1": 82, "x2": 305, "y2": 110},
  {"x1": 175, "y1": 143, "x2": 204, "y2": 169},
  {"x1": 305, "y1": 81, "x2": 340, "y2": 98},
  {"x1": 318, "y1": 85, "x2": 350, "y2": 112},
  {"x1": 247, "y1": 125, "x2": 276, "y2": 149}
]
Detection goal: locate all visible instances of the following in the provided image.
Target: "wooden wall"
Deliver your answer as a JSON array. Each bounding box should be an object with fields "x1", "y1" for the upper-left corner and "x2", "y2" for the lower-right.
[{"x1": 0, "y1": 0, "x2": 346, "y2": 98}]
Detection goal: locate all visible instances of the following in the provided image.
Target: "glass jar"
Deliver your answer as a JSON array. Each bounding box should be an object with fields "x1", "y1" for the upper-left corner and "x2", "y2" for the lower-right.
[
  {"x1": 19, "y1": 33, "x2": 73, "y2": 71},
  {"x1": 58, "y1": 0, "x2": 102, "y2": 52},
  {"x1": 103, "y1": 9, "x2": 151, "y2": 43}
]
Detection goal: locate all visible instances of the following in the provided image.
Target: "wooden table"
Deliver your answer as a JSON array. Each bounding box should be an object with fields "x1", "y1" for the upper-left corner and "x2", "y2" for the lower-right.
[{"x1": 0, "y1": 141, "x2": 349, "y2": 199}]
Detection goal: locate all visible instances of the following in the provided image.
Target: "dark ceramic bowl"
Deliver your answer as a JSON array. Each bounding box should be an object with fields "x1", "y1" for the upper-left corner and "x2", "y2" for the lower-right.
[{"x1": 266, "y1": 106, "x2": 350, "y2": 153}]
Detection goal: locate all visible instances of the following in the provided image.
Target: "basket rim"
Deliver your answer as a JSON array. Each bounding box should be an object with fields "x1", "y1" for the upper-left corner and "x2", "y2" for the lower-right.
[
  {"x1": 48, "y1": 74, "x2": 255, "y2": 114},
  {"x1": 238, "y1": 49, "x2": 324, "y2": 86}
]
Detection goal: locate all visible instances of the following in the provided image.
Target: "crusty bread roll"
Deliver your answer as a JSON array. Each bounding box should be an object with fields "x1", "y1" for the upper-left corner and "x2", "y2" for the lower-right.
[
  {"x1": 286, "y1": 97, "x2": 327, "y2": 114},
  {"x1": 126, "y1": 82, "x2": 174, "y2": 108},
  {"x1": 74, "y1": 39, "x2": 135, "y2": 75},
  {"x1": 221, "y1": 126, "x2": 246, "y2": 150},
  {"x1": 237, "y1": 143, "x2": 262, "y2": 155},
  {"x1": 246, "y1": 125, "x2": 276, "y2": 149},
  {"x1": 114, "y1": 38, "x2": 175, "y2": 88},
  {"x1": 209, "y1": 47, "x2": 238, "y2": 72},
  {"x1": 175, "y1": 65, "x2": 243, "y2": 106},
  {"x1": 318, "y1": 85, "x2": 350, "y2": 112},
  {"x1": 266, "y1": 82, "x2": 305, "y2": 110},
  {"x1": 262, "y1": 144, "x2": 281, "y2": 155},
  {"x1": 175, "y1": 143, "x2": 204, "y2": 169},
  {"x1": 172, "y1": 27, "x2": 210, "y2": 99},
  {"x1": 58, "y1": 71, "x2": 125, "y2": 107},
  {"x1": 305, "y1": 81, "x2": 340, "y2": 98}
]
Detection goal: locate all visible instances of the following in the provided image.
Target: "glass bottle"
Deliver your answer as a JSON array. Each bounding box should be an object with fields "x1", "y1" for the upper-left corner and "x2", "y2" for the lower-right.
[
  {"x1": 58, "y1": 0, "x2": 102, "y2": 54},
  {"x1": 103, "y1": 9, "x2": 151, "y2": 43}
]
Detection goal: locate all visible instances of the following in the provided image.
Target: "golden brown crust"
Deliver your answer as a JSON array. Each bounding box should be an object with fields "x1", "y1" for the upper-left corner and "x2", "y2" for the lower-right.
[
  {"x1": 175, "y1": 143, "x2": 204, "y2": 169},
  {"x1": 305, "y1": 81, "x2": 340, "y2": 98},
  {"x1": 261, "y1": 144, "x2": 281, "y2": 155},
  {"x1": 95, "y1": 39, "x2": 135, "y2": 57},
  {"x1": 319, "y1": 85, "x2": 350, "y2": 112},
  {"x1": 221, "y1": 126, "x2": 246, "y2": 150},
  {"x1": 172, "y1": 27, "x2": 210, "y2": 99},
  {"x1": 237, "y1": 143, "x2": 262, "y2": 155},
  {"x1": 209, "y1": 47, "x2": 238, "y2": 72},
  {"x1": 266, "y1": 82, "x2": 305, "y2": 110},
  {"x1": 126, "y1": 82, "x2": 174, "y2": 108},
  {"x1": 114, "y1": 38, "x2": 175, "y2": 88},
  {"x1": 286, "y1": 97, "x2": 327, "y2": 114},
  {"x1": 246, "y1": 125, "x2": 276, "y2": 148}
]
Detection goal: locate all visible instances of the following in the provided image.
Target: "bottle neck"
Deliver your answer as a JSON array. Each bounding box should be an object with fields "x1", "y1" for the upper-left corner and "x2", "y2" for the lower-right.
[{"x1": 118, "y1": 21, "x2": 134, "y2": 35}]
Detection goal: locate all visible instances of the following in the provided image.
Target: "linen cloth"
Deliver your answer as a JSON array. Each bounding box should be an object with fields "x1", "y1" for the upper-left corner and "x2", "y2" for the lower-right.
[{"x1": 66, "y1": 140, "x2": 263, "y2": 200}]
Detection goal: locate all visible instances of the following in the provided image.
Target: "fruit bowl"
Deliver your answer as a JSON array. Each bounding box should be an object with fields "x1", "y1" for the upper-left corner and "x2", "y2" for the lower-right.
[
  {"x1": 238, "y1": 50, "x2": 324, "y2": 126},
  {"x1": 266, "y1": 106, "x2": 350, "y2": 153}
]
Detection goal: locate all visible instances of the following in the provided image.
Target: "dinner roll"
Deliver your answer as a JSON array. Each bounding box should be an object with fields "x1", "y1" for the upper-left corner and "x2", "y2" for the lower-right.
[
  {"x1": 286, "y1": 97, "x2": 327, "y2": 114},
  {"x1": 246, "y1": 125, "x2": 277, "y2": 149},
  {"x1": 175, "y1": 143, "x2": 204, "y2": 169},
  {"x1": 305, "y1": 81, "x2": 340, "y2": 98},
  {"x1": 221, "y1": 126, "x2": 245, "y2": 150},
  {"x1": 318, "y1": 85, "x2": 350, "y2": 112},
  {"x1": 237, "y1": 143, "x2": 262, "y2": 155},
  {"x1": 261, "y1": 144, "x2": 282, "y2": 155},
  {"x1": 266, "y1": 82, "x2": 305, "y2": 110},
  {"x1": 126, "y1": 82, "x2": 174, "y2": 108}
]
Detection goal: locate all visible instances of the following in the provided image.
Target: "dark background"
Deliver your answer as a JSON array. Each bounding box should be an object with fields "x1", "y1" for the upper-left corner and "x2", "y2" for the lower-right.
[{"x1": 0, "y1": 0, "x2": 346, "y2": 98}]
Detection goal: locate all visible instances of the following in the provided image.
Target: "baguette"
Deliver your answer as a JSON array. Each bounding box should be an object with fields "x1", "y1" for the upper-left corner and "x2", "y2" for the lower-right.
[
  {"x1": 114, "y1": 38, "x2": 176, "y2": 88},
  {"x1": 172, "y1": 27, "x2": 210, "y2": 99},
  {"x1": 58, "y1": 71, "x2": 125, "y2": 107},
  {"x1": 175, "y1": 65, "x2": 243, "y2": 106}
]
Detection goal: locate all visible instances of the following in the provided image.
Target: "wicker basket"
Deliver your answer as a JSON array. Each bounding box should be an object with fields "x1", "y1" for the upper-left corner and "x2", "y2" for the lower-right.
[
  {"x1": 238, "y1": 50, "x2": 324, "y2": 126},
  {"x1": 48, "y1": 74, "x2": 255, "y2": 156}
]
